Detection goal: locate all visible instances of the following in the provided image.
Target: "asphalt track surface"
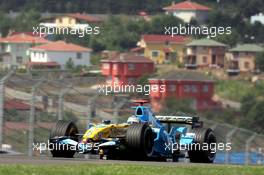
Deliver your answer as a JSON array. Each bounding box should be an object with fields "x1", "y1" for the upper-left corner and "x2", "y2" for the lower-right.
[
  {"x1": 0, "y1": 155, "x2": 184, "y2": 165},
  {"x1": 0, "y1": 155, "x2": 245, "y2": 167}
]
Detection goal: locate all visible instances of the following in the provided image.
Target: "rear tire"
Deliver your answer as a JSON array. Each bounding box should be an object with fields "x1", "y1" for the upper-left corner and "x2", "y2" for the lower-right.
[
  {"x1": 188, "y1": 128, "x2": 217, "y2": 163},
  {"x1": 49, "y1": 120, "x2": 79, "y2": 158},
  {"x1": 126, "y1": 123, "x2": 154, "y2": 160}
]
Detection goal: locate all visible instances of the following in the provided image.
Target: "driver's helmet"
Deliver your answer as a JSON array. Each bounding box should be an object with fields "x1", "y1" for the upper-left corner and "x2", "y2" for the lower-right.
[{"x1": 127, "y1": 115, "x2": 140, "y2": 124}]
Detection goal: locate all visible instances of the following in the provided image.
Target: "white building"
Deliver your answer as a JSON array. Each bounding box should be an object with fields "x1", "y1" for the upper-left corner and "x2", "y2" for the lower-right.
[
  {"x1": 28, "y1": 41, "x2": 92, "y2": 69},
  {"x1": 40, "y1": 13, "x2": 102, "y2": 31},
  {"x1": 0, "y1": 33, "x2": 50, "y2": 69},
  {"x1": 251, "y1": 13, "x2": 264, "y2": 25},
  {"x1": 163, "y1": 1, "x2": 210, "y2": 24}
]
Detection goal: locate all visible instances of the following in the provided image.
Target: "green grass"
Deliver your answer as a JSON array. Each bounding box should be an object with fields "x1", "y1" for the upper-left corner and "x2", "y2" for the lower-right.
[
  {"x1": 215, "y1": 80, "x2": 253, "y2": 101},
  {"x1": 0, "y1": 164, "x2": 263, "y2": 175},
  {"x1": 215, "y1": 80, "x2": 264, "y2": 102}
]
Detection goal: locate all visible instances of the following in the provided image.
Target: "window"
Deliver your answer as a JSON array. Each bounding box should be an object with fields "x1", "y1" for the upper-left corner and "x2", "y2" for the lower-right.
[
  {"x1": 16, "y1": 45, "x2": 23, "y2": 51},
  {"x1": 113, "y1": 64, "x2": 118, "y2": 70},
  {"x1": 42, "y1": 52, "x2": 45, "y2": 58},
  {"x1": 128, "y1": 63, "x2": 135, "y2": 70},
  {"x1": 69, "y1": 18, "x2": 72, "y2": 24},
  {"x1": 152, "y1": 51, "x2": 159, "y2": 57},
  {"x1": 183, "y1": 85, "x2": 190, "y2": 92},
  {"x1": 168, "y1": 84, "x2": 176, "y2": 92},
  {"x1": 114, "y1": 77, "x2": 119, "y2": 83},
  {"x1": 244, "y1": 62, "x2": 250, "y2": 69},
  {"x1": 0, "y1": 57, "x2": 3, "y2": 62},
  {"x1": 203, "y1": 85, "x2": 209, "y2": 92},
  {"x1": 1, "y1": 44, "x2": 4, "y2": 51},
  {"x1": 16, "y1": 56, "x2": 23, "y2": 64},
  {"x1": 128, "y1": 78, "x2": 136, "y2": 84},
  {"x1": 202, "y1": 47, "x2": 207, "y2": 51},
  {"x1": 58, "y1": 18, "x2": 63, "y2": 23},
  {"x1": 191, "y1": 85, "x2": 197, "y2": 93},
  {"x1": 102, "y1": 63, "x2": 110, "y2": 69},
  {"x1": 202, "y1": 56, "x2": 207, "y2": 63},
  {"x1": 77, "y1": 52, "x2": 82, "y2": 59}
]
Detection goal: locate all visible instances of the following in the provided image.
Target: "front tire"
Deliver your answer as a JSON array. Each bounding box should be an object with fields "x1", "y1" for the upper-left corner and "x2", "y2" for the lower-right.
[
  {"x1": 49, "y1": 120, "x2": 79, "y2": 158},
  {"x1": 126, "y1": 123, "x2": 154, "y2": 160}
]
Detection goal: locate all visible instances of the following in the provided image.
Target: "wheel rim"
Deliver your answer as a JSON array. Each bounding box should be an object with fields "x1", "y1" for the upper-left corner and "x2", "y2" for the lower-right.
[
  {"x1": 207, "y1": 133, "x2": 217, "y2": 161},
  {"x1": 144, "y1": 128, "x2": 154, "y2": 156}
]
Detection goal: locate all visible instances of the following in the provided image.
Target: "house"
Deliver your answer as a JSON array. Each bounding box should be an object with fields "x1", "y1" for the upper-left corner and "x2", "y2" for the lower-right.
[
  {"x1": 226, "y1": 44, "x2": 263, "y2": 74},
  {"x1": 137, "y1": 34, "x2": 190, "y2": 64},
  {"x1": 138, "y1": 11, "x2": 151, "y2": 21},
  {"x1": 101, "y1": 53, "x2": 154, "y2": 86},
  {"x1": 8, "y1": 31, "x2": 41, "y2": 37},
  {"x1": 0, "y1": 33, "x2": 50, "y2": 69},
  {"x1": 4, "y1": 99, "x2": 31, "y2": 111},
  {"x1": 163, "y1": 0, "x2": 210, "y2": 23},
  {"x1": 28, "y1": 41, "x2": 92, "y2": 69},
  {"x1": 130, "y1": 47, "x2": 144, "y2": 56},
  {"x1": 40, "y1": 13, "x2": 102, "y2": 30},
  {"x1": 185, "y1": 38, "x2": 226, "y2": 69},
  {"x1": 4, "y1": 99, "x2": 36, "y2": 118},
  {"x1": 149, "y1": 71, "x2": 220, "y2": 111},
  {"x1": 250, "y1": 13, "x2": 264, "y2": 25}
]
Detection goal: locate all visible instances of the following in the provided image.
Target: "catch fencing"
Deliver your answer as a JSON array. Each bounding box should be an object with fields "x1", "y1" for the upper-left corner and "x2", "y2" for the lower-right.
[{"x1": 0, "y1": 70, "x2": 263, "y2": 165}]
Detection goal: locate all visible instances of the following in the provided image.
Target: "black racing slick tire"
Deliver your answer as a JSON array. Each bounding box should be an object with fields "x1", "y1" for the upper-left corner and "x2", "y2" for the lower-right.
[
  {"x1": 188, "y1": 128, "x2": 217, "y2": 163},
  {"x1": 49, "y1": 120, "x2": 79, "y2": 158},
  {"x1": 126, "y1": 123, "x2": 154, "y2": 160}
]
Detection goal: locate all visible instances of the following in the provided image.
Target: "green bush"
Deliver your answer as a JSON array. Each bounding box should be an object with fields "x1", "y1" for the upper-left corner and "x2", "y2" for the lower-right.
[
  {"x1": 161, "y1": 97, "x2": 196, "y2": 115},
  {"x1": 90, "y1": 54, "x2": 103, "y2": 65}
]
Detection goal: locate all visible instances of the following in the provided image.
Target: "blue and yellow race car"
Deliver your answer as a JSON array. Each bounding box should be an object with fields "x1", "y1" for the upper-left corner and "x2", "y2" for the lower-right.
[{"x1": 49, "y1": 100, "x2": 217, "y2": 163}]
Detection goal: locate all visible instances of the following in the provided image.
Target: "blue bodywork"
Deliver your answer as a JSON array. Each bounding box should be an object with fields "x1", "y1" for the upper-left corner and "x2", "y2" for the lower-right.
[{"x1": 133, "y1": 105, "x2": 195, "y2": 158}]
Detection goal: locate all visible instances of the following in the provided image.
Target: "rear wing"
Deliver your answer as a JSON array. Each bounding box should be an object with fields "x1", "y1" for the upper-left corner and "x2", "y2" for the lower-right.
[{"x1": 155, "y1": 115, "x2": 203, "y2": 128}]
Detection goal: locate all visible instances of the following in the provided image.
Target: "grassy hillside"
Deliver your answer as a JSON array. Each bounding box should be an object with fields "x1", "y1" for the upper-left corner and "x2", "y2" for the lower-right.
[
  {"x1": 215, "y1": 80, "x2": 253, "y2": 102},
  {"x1": 215, "y1": 79, "x2": 264, "y2": 102}
]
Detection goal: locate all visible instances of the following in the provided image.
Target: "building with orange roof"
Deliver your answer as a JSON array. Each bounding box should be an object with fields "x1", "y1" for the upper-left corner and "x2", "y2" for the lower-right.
[
  {"x1": 136, "y1": 34, "x2": 190, "y2": 64},
  {"x1": 0, "y1": 33, "x2": 50, "y2": 69},
  {"x1": 28, "y1": 41, "x2": 92, "y2": 69},
  {"x1": 163, "y1": 1, "x2": 210, "y2": 23},
  {"x1": 101, "y1": 53, "x2": 154, "y2": 86}
]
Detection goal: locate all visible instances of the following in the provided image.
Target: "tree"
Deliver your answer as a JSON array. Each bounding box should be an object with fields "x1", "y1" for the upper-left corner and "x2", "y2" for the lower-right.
[
  {"x1": 240, "y1": 93, "x2": 264, "y2": 133},
  {"x1": 0, "y1": 11, "x2": 12, "y2": 36},
  {"x1": 243, "y1": 99, "x2": 264, "y2": 133},
  {"x1": 256, "y1": 51, "x2": 264, "y2": 72},
  {"x1": 90, "y1": 54, "x2": 103, "y2": 65},
  {"x1": 13, "y1": 9, "x2": 41, "y2": 31},
  {"x1": 214, "y1": 29, "x2": 240, "y2": 47},
  {"x1": 241, "y1": 94, "x2": 256, "y2": 116},
  {"x1": 65, "y1": 58, "x2": 74, "y2": 70}
]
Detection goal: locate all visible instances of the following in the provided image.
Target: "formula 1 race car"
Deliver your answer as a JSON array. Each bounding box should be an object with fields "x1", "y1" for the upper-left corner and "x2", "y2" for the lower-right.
[{"x1": 49, "y1": 100, "x2": 217, "y2": 163}]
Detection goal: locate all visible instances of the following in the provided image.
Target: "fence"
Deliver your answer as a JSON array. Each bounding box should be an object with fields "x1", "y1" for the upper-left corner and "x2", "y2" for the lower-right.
[{"x1": 0, "y1": 69, "x2": 263, "y2": 165}]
